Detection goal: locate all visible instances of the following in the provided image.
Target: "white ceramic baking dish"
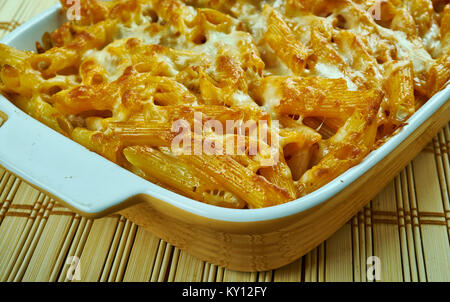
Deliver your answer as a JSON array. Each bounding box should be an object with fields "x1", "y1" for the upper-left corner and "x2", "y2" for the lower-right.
[{"x1": 0, "y1": 5, "x2": 449, "y2": 271}]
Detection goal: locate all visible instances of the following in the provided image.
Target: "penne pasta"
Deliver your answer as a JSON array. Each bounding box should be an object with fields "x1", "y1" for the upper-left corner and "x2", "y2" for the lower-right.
[
  {"x1": 124, "y1": 146, "x2": 246, "y2": 208},
  {"x1": 262, "y1": 5, "x2": 310, "y2": 75},
  {"x1": 186, "y1": 154, "x2": 291, "y2": 208},
  {"x1": 383, "y1": 60, "x2": 415, "y2": 125},
  {"x1": 72, "y1": 127, "x2": 123, "y2": 162},
  {"x1": 297, "y1": 109, "x2": 379, "y2": 195},
  {"x1": 252, "y1": 76, "x2": 383, "y2": 119}
]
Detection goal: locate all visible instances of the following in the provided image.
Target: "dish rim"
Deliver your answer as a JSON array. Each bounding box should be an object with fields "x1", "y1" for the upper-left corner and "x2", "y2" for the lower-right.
[{"x1": 0, "y1": 4, "x2": 449, "y2": 223}]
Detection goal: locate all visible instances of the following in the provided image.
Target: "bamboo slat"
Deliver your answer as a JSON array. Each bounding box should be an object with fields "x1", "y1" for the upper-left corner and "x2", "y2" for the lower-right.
[
  {"x1": 122, "y1": 228, "x2": 161, "y2": 282},
  {"x1": 272, "y1": 259, "x2": 302, "y2": 282},
  {"x1": 174, "y1": 251, "x2": 205, "y2": 282},
  {"x1": 0, "y1": 0, "x2": 448, "y2": 282},
  {"x1": 325, "y1": 224, "x2": 353, "y2": 282},
  {"x1": 167, "y1": 247, "x2": 181, "y2": 282},
  {"x1": 372, "y1": 181, "x2": 403, "y2": 282},
  {"x1": 20, "y1": 202, "x2": 76, "y2": 282},
  {"x1": 0, "y1": 182, "x2": 38, "y2": 280},
  {"x1": 412, "y1": 145, "x2": 450, "y2": 281},
  {"x1": 72, "y1": 216, "x2": 121, "y2": 282},
  {"x1": 56, "y1": 218, "x2": 93, "y2": 282},
  {"x1": 223, "y1": 269, "x2": 258, "y2": 282}
]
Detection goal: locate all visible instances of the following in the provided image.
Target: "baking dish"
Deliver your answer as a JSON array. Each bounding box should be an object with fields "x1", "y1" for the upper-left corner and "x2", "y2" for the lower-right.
[{"x1": 0, "y1": 4, "x2": 449, "y2": 272}]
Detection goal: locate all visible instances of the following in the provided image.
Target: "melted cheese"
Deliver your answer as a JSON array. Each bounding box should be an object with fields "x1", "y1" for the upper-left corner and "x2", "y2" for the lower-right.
[
  {"x1": 314, "y1": 62, "x2": 357, "y2": 91},
  {"x1": 261, "y1": 84, "x2": 281, "y2": 118},
  {"x1": 232, "y1": 91, "x2": 258, "y2": 108},
  {"x1": 422, "y1": 22, "x2": 442, "y2": 58},
  {"x1": 83, "y1": 46, "x2": 124, "y2": 81},
  {"x1": 116, "y1": 23, "x2": 161, "y2": 45},
  {"x1": 380, "y1": 28, "x2": 434, "y2": 73}
]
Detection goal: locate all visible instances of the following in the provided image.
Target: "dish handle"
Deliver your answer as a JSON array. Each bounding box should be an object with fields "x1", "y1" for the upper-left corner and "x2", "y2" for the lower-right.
[{"x1": 0, "y1": 98, "x2": 150, "y2": 217}]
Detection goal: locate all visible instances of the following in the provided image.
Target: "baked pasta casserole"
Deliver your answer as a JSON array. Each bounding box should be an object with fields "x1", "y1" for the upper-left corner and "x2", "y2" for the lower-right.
[{"x1": 0, "y1": 0, "x2": 449, "y2": 209}]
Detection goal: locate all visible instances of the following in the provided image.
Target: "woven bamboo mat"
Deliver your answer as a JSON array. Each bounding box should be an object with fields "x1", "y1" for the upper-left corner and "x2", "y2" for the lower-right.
[{"x1": 0, "y1": 0, "x2": 449, "y2": 282}]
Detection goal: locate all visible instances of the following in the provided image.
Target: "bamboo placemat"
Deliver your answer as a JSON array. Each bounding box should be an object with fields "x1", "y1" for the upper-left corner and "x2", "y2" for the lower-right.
[{"x1": 0, "y1": 0, "x2": 449, "y2": 282}]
